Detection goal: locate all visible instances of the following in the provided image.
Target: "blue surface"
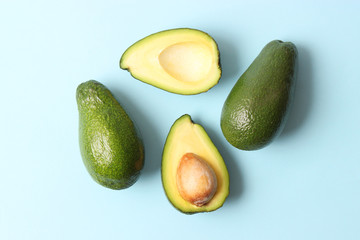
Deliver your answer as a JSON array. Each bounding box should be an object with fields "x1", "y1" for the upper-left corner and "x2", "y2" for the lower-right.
[{"x1": 1, "y1": 1, "x2": 360, "y2": 239}]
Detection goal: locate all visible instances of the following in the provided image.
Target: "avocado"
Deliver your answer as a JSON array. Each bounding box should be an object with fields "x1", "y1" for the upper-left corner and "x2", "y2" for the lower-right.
[
  {"x1": 221, "y1": 40, "x2": 297, "y2": 150},
  {"x1": 162, "y1": 114, "x2": 229, "y2": 214},
  {"x1": 76, "y1": 80, "x2": 144, "y2": 189},
  {"x1": 120, "y1": 28, "x2": 221, "y2": 95}
]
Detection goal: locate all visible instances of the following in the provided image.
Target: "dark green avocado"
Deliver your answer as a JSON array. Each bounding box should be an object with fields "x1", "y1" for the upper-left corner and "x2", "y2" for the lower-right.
[
  {"x1": 221, "y1": 40, "x2": 298, "y2": 150},
  {"x1": 76, "y1": 80, "x2": 144, "y2": 189}
]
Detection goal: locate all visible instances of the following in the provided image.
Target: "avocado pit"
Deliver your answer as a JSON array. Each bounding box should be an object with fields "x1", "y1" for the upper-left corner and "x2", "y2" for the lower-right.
[{"x1": 176, "y1": 153, "x2": 217, "y2": 207}]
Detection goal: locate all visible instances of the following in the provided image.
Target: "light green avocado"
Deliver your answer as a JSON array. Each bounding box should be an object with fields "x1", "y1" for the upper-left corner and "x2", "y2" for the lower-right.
[
  {"x1": 162, "y1": 114, "x2": 229, "y2": 214},
  {"x1": 76, "y1": 80, "x2": 144, "y2": 189},
  {"x1": 120, "y1": 28, "x2": 221, "y2": 95},
  {"x1": 221, "y1": 40, "x2": 298, "y2": 150}
]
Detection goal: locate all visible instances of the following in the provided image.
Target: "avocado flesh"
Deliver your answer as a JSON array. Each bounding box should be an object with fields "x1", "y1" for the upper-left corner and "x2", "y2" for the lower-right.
[
  {"x1": 120, "y1": 28, "x2": 221, "y2": 95},
  {"x1": 162, "y1": 114, "x2": 229, "y2": 213},
  {"x1": 221, "y1": 40, "x2": 297, "y2": 150},
  {"x1": 76, "y1": 80, "x2": 144, "y2": 189}
]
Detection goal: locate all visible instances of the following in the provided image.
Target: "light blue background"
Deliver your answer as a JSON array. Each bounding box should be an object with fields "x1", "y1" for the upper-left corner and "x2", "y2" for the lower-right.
[{"x1": 1, "y1": 1, "x2": 359, "y2": 239}]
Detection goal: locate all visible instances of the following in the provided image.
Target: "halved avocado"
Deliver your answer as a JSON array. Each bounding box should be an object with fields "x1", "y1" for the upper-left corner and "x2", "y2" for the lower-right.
[
  {"x1": 120, "y1": 28, "x2": 221, "y2": 95},
  {"x1": 162, "y1": 114, "x2": 229, "y2": 214}
]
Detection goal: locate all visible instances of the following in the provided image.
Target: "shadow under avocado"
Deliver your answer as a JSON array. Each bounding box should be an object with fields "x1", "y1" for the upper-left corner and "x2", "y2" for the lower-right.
[
  {"x1": 210, "y1": 33, "x2": 241, "y2": 85},
  {"x1": 110, "y1": 87, "x2": 163, "y2": 177},
  {"x1": 280, "y1": 45, "x2": 313, "y2": 138},
  {"x1": 199, "y1": 120, "x2": 245, "y2": 205}
]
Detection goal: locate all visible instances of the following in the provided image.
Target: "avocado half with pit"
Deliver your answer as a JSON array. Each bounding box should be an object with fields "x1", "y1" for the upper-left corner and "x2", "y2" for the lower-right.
[
  {"x1": 162, "y1": 114, "x2": 229, "y2": 214},
  {"x1": 120, "y1": 28, "x2": 221, "y2": 95}
]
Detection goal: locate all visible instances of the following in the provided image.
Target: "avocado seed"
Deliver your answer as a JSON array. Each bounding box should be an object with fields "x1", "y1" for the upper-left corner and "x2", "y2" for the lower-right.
[{"x1": 176, "y1": 153, "x2": 217, "y2": 207}]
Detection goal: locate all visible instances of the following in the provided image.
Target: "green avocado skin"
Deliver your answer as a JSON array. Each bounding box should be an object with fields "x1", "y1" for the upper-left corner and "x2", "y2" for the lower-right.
[
  {"x1": 221, "y1": 40, "x2": 298, "y2": 150},
  {"x1": 76, "y1": 80, "x2": 144, "y2": 189}
]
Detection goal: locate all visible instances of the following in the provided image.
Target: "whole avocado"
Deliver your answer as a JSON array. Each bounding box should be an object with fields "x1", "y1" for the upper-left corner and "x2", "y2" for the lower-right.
[
  {"x1": 221, "y1": 40, "x2": 298, "y2": 150},
  {"x1": 76, "y1": 80, "x2": 144, "y2": 189}
]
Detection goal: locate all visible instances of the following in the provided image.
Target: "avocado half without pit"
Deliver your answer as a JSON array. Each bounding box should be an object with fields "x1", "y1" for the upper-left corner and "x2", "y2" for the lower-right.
[
  {"x1": 120, "y1": 28, "x2": 221, "y2": 95},
  {"x1": 162, "y1": 114, "x2": 229, "y2": 214}
]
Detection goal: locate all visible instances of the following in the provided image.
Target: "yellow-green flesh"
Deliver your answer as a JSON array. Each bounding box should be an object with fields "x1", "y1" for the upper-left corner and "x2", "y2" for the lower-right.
[
  {"x1": 120, "y1": 28, "x2": 221, "y2": 95},
  {"x1": 162, "y1": 115, "x2": 229, "y2": 213}
]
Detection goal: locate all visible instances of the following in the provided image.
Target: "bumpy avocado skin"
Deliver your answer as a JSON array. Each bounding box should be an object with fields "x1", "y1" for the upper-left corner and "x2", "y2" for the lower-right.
[
  {"x1": 76, "y1": 80, "x2": 144, "y2": 189},
  {"x1": 221, "y1": 40, "x2": 298, "y2": 150}
]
